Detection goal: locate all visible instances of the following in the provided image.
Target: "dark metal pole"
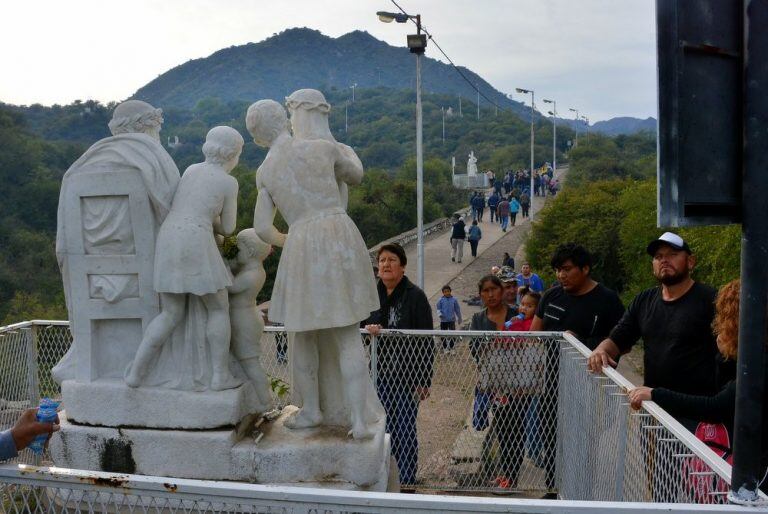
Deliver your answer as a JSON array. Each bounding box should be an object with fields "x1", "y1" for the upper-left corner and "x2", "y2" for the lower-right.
[{"x1": 731, "y1": 0, "x2": 768, "y2": 503}]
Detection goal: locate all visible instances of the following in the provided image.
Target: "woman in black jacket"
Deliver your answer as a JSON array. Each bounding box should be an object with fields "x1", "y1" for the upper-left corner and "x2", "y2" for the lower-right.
[
  {"x1": 629, "y1": 279, "x2": 767, "y2": 494},
  {"x1": 364, "y1": 243, "x2": 434, "y2": 488}
]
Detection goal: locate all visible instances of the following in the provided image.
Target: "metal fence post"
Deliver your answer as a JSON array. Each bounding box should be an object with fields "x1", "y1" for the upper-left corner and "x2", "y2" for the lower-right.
[
  {"x1": 370, "y1": 335, "x2": 378, "y2": 385},
  {"x1": 23, "y1": 326, "x2": 40, "y2": 408}
]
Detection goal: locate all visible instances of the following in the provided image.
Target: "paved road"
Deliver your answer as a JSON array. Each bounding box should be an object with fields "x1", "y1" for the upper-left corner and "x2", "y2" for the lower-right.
[{"x1": 405, "y1": 173, "x2": 563, "y2": 302}]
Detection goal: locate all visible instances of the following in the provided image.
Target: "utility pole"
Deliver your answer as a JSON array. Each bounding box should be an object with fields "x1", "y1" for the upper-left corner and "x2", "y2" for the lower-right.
[
  {"x1": 459, "y1": 96, "x2": 463, "y2": 117},
  {"x1": 350, "y1": 82, "x2": 357, "y2": 103}
]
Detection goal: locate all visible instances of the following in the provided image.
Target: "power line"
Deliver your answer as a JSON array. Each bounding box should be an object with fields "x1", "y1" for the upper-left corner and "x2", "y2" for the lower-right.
[{"x1": 389, "y1": 0, "x2": 516, "y2": 115}]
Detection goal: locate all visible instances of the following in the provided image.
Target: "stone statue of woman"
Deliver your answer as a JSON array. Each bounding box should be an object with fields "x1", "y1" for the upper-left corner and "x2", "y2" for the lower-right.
[{"x1": 247, "y1": 96, "x2": 382, "y2": 439}]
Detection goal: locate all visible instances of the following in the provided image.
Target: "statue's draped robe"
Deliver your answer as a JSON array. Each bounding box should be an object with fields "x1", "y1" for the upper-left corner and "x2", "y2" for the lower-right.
[{"x1": 53, "y1": 133, "x2": 227, "y2": 390}]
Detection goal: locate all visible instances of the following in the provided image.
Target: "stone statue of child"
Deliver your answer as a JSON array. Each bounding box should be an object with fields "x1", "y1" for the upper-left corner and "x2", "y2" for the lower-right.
[
  {"x1": 125, "y1": 126, "x2": 244, "y2": 391},
  {"x1": 227, "y1": 228, "x2": 272, "y2": 410}
]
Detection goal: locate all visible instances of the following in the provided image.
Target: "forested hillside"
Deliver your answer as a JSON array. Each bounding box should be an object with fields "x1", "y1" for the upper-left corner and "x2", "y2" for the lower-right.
[
  {"x1": 0, "y1": 87, "x2": 569, "y2": 323},
  {"x1": 526, "y1": 132, "x2": 740, "y2": 302},
  {"x1": 132, "y1": 28, "x2": 528, "y2": 117}
]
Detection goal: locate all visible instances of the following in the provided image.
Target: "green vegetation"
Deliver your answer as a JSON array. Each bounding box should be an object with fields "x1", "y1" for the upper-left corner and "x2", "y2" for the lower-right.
[
  {"x1": 0, "y1": 87, "x2": 567, "y2": 323},
  {"x1": 526, "y1": 132, "x2": 741, "y2": 303}
]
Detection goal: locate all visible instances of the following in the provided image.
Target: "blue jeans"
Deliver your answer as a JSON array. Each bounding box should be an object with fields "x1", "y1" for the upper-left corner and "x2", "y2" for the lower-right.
[
  {"x1": 525, "y1": 396, "x2": 543, "y2": 465},
  {"x1": 500, "y1": 215, "x2": 509, "y2": 231},
  {"x1": 377, "y1": 378, "x2": 420, "y2": 484}
]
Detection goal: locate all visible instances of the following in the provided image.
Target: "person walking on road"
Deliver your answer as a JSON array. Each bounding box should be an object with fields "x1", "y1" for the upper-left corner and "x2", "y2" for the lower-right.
[
  {"x1": 498, "y1": 196, "x2": 511, "y2": 232},
  {"x1": 488, "y1": 191, "x2": 500, "y2": 223},
  {"x1": 450, "y1": 216, "x2": 466, "y2": 263},
  {"x1": 473, "y1": 193, "x2": 486, "y2": 222},
  {"x1": 467, "y1": 219, "x2": 482, "y2": 257},
  {"x1": 509, "y1": 197, "x2": 521, "y2": 226},
  {"x1": 520, "y1": 191, "x2": 530, "y2": 218}
]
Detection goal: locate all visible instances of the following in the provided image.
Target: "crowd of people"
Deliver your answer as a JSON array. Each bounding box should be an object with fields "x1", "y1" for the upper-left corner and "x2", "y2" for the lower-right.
[
  {"x1": 361, "y1": 229, "x2": 766, "y2": 495},
  {"x1": 486, "y1": 165, "x2": 558, "y2": 199}
]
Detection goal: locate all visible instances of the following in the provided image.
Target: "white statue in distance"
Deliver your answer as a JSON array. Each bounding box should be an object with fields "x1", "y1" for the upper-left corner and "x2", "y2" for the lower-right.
[
  {"x1": 467, "y1": 150, "x2": 478, "y2": 176},
  {"x1": 125, "y1": 126, "x2": 244, "y2": 391},
  {"x1": 247, "y1": 93, "x2": 382, "y2": 439}
]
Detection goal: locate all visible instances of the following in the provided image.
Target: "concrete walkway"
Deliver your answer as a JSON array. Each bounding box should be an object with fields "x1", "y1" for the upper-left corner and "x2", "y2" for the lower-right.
[{"x1": 405, "y1": 176, "x2": 559, "y2": 302}]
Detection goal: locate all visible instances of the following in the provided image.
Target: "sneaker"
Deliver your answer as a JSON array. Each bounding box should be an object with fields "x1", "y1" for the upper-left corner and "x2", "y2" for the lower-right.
[{"x1": 451, "y1": 257, "x2": 455, "y2": 262}]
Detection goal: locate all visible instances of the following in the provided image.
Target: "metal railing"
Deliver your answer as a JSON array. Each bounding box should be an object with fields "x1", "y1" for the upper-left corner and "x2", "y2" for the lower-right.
[
  {"x1": 1, "y1": 464, "x2": 763, "y2": 514},
  {"x1": 1, "y1": 320, "x2": 765, "y2": 510}
]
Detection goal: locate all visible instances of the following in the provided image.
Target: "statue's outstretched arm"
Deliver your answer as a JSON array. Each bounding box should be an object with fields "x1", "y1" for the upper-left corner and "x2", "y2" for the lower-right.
[{"x1": 253, "y1": 188, "x2": 287, "y2": 247}]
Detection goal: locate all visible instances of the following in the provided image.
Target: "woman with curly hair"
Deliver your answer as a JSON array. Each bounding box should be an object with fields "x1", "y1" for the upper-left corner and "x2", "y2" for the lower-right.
[{"x1": 628, "y1": 279, "x2": 767, "y2": 493}]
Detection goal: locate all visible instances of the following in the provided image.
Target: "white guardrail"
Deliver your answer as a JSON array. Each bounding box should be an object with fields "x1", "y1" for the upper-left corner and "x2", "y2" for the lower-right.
[{"x1": 0, "y1": 321, "x2": 766, "y2": 512}]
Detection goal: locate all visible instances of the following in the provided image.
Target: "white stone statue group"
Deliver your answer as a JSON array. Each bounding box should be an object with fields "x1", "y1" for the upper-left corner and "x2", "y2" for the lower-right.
[{"x1": 55, "y1": 90, "x2": 382, "y2": 440}]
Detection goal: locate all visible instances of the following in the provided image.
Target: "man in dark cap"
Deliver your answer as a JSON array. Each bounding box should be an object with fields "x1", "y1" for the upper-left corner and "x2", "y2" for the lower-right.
[{"x1": 588, "y1": 232, "x2": 725, "y2": 399}]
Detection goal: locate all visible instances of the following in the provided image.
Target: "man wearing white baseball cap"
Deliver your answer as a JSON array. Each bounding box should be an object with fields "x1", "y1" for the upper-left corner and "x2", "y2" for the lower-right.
[{"x1": 587, "y1": 232, "x2": 729, "y2": 421}]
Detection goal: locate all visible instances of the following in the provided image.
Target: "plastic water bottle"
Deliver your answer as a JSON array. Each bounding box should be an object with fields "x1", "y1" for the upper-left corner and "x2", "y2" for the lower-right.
[{"x1": 27, "y1": 398, "x2": 59, "y2": 455}]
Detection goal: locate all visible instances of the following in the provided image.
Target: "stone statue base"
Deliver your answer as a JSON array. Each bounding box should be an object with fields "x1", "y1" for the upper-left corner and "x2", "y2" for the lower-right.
[
  {"x1": 60, "y1": 379, "x2": 264, "y2": 429},
  {"x1": 50, "y1": 406, "x2": 395, "y2": 492}
]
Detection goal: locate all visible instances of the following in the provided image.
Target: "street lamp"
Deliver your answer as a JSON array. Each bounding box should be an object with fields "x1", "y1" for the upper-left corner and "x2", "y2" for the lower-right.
[
  {"x1": 350, "y1": 82, "x2": 357, "y2": 103},
  {"x1": 377, "y1": 9, "x2": 427, "y2": 289},
  {"x1": 515, "y1": 88, "x2": 535, "y2": 214},
  {"x1": 581, "y1": 115, "x2": 590, "y2": 141},
  {"x1": 543, "y1": 99, "x2": 557, "y2": 173},
  {"x1": 569, "y1": 107, "x2": 580, "y2": 146}
]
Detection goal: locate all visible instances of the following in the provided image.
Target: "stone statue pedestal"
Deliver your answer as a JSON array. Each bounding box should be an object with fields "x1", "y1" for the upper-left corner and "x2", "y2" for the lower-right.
[
  {"x1": 50, "y1": 406, "x2": 395, "y2": 492},
  {"x1": 60, "y1": 379, "x2": 262, "y2": 429}
]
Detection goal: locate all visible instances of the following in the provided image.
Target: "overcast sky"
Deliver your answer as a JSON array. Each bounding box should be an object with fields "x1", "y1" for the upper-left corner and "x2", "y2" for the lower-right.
[{"x1": 0, "y1": 0, "x2": 656, "y2": 122}]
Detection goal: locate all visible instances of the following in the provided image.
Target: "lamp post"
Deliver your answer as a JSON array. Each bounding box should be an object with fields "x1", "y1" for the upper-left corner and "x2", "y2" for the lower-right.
[
  {"x1": 441, "y1": 106, "x2": 445, "y2": 143},
  {"x1": 581, "y1": 115, "x2": 590, "y2": 142},
  {"x1": 543, "y1": 98, "x2": 557, "y2": 173},
  {"x1": 515, "y1": 88, "x2": 535, "y2": 216},
  {"x1": 569, "y1": 107, "x2": 580, "y2": 146},
  {"x1": 377, "y1": 9, "x2": 427, "y2": 289},
  {"x1": 350, "y1": 82, "x2": 357, "y2": 103}
]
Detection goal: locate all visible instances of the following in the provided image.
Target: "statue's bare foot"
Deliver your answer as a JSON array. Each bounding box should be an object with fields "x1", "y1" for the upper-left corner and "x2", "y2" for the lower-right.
[
  {"x1": 285, "y1": 408, "x2": 322, "y2": 429},
  {"x1": 348, "y1": 421, "x2": 376, "y2": 440},
  {"x1": 124, "y1": 363, "x2": 143, "y2": 388},
  {"x1": 211, "y1": 372, "x2": 242, "y2": 391}
]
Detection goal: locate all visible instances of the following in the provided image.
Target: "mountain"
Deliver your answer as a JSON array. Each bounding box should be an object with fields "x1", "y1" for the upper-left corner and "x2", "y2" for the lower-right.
[
  {"x1": 132, "y1": 28, "x2": 532, "y2": 118},
  {"x1": 591, "y1": 116, "x2": 657, "y2": 136}
]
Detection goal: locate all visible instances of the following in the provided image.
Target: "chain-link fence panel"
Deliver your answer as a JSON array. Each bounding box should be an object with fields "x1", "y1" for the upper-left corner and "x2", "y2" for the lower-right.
[
  {"x1": 0, "y1": 323, "x2": 38, "y2": 465},
  {"x1": 557, "y1": 334, "x2": 764, "y2": 505},
  {"x1": 363, "y1": 330, "x2": 559, "y2": 495},
  {"x1": 3, "y1": 321, "x2": 757, "y2": 505}
]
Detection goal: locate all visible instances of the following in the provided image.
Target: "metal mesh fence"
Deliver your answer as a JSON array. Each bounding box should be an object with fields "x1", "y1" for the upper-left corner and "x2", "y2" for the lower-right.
[
  {"x1": 557, "y1": 334, "x2": 756, "y2": 505},
  {"x1": 1, "y1": 321, "x2": 759, "y2": 505},
  {"x1": 363, "y1": 330, "x2": 557, "y2": 494}
]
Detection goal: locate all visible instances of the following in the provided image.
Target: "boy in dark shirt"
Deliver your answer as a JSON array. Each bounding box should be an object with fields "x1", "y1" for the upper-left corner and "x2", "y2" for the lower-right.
[
  {"x1": 532, "y1": 243, "x2": 624, "y2": 350},
  {"x1": 531, "y1": 243, "x2": 624, "y2": 495}
]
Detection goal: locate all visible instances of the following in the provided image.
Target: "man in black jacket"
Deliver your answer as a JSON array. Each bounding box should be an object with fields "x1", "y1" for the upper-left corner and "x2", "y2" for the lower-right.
[{"x1": 365, "y1": 243, "x2": 434, "y2": 487}]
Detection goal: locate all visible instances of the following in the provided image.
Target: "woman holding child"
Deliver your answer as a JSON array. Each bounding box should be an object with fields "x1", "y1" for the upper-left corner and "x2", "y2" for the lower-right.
[{"x1": 471, "y1": 275, "x2": 544, "y2": 491}]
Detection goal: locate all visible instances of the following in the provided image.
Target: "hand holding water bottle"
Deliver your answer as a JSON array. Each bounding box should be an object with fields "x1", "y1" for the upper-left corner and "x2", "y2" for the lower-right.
[{"x1": 12, "y1": 399, "x2": 60, "y2": 455}]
